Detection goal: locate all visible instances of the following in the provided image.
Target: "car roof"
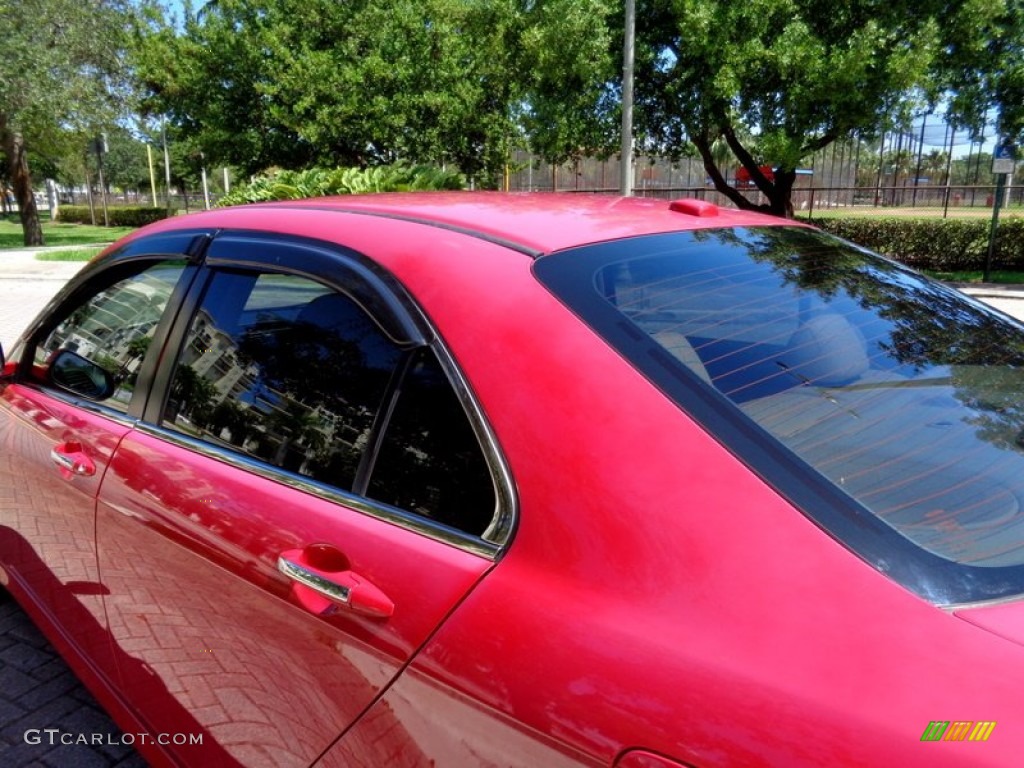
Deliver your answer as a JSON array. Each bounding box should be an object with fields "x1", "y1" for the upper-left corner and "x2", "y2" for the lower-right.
[{"x1": 137, "y1": 192, "x2": 800, "y2": 256}]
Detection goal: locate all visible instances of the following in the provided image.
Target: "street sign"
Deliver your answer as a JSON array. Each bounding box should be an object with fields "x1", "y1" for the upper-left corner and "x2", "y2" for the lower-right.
[{"x1": 992, "y1": 141, "x2": 1017, "y2": 175}]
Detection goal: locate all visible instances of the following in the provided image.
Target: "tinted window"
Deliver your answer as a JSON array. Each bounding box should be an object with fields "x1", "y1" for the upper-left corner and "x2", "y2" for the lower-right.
[
  {"x1": 369, "y1": 348, "x2": 496, "y2": 536},
  {"x1": 536, "y1": 226, "x2": 1024, "y2": 604},
  {"x1": 35, "y1": 261, "x2": 186, "y2": 411},
  {"x1": 163, "y1": 270, "x2": 403, "y2": 492},
  {"x1": 162, "y1": 268, "x2": 497, "y2": 539}
]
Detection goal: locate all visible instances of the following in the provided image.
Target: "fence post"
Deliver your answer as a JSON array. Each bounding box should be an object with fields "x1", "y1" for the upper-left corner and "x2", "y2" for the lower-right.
[{"x1": 807, "y1": 188, "x2": 815, "y2": 219}]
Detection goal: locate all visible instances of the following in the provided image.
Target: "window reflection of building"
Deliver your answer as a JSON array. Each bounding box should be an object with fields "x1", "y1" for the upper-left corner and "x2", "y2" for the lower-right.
[
  {"x1": 171, "y1": 306, "x2": 364, "y2": 485},
  {"x1": 183, "y1": 309, "x2": 259, "y2": 405},
  {"x1": 46, "y1": 275, "x2": 176, "y2": 401}
]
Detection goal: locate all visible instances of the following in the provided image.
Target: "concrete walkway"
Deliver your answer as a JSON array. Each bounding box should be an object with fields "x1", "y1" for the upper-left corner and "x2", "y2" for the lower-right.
[
  {"x1": 0, "y1": 247, "x2": 99, "y2": 352},
  {"x1": 0, "y1": 246, "x2": 99, "y2": 280}
]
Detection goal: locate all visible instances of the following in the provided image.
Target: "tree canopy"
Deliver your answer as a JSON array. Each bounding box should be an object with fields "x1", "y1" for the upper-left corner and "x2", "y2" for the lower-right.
[
  {"x1": 632, "y1": 0, "x2": 1024, "y2": 216},
  {"x1": 1, "y1": 0, "x2": 138, "y2": 244},
  {"x1": 4, "y1": 0, "x2": 1021, "y2": 235},
  {"x1": 136, "y1": 0, "x2": 527, "y2": 182},
  {"x1": 134, "y1": 0, "x2": 626, "y2": 183}
]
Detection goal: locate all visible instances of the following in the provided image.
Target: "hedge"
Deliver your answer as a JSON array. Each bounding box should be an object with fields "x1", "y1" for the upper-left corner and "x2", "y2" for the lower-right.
[
  {"x1": 812, "y1": 217, "x2": 1024, "y2": 272},
  {"x1": 56, "y1": 206, "x2": 169, "y2": 227}
]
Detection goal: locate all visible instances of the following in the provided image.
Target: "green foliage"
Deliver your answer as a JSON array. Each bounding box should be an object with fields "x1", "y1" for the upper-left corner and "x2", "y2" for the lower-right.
[
  {"x1": 57, "y1": 206, "x2": 168, "y2": 227},
  {"x1": 519, "y1": 0, "x2": 620, "y2": 164},
  {"x1": 940, "y1": 0, "x2": 1024, "y2": 144},
  {"x1": 0, "y1": 0, "x2": 136, "y2": 148},
  {"x1": 217, "y1": 164, "x2": 465, "y2": 206},
  {"x1": 134, "y1": 0, "x2": 529, "y2": 182},
  {"x1": 815, "y1": 217, "x2": 1024, "y2": 271},
  {"x1": 632, "y1": 0, "x2": 1019, "y2": 216},
  {"x1": 1, "y1": 0, "x2": 141, "y2": 244}
]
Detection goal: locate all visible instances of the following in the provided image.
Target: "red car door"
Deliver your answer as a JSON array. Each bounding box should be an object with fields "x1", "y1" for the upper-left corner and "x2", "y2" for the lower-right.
[
  {"x1": 95, "y1": 235, "x2": 512, "y2": 766},
  {"x1": 0, "y1": 254, "x2": 194, "y2": 691}
]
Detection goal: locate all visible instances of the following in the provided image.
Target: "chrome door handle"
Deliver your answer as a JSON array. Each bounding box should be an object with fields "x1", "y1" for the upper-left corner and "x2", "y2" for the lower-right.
[
  {"x1": 278, "y1": 549, "x2": 394, "y2": 619},
  {"x1": 50, "y1": 443, "x2": 96, "y2": 477}
]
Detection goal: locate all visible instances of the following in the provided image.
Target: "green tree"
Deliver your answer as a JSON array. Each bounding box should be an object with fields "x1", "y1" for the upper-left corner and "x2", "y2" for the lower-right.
[
  {"x1": 0, "y1": 0, "x2": 138, "y2": 244},
  {"x1": 134, "y1": 0, "x2": 532, "y2": 184},
  {"x1": 100, "y1": 127, "x2": 153, "y2": 196},
  {"x1": 630, "y1": 0, "x2": 1018, "y2": 217},
  {"x1": 921, "y1": 149, "x2": 949, "y2": 183},
  {"x1": 940, "y1": 0, "x2": 1024, "y2": 145},
  {"x1": 520, "y1": 0, "x2": 621, "y2": 165}
]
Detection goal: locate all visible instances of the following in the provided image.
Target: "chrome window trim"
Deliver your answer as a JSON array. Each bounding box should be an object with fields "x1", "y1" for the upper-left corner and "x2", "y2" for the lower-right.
[
  {"x1": 135, "y1": 421, "x2": 504, "y2": 560},
  {"x1": 133, "y1": 232, "x2": 518, "y2": 557},
  {"x1": 427, "y1": 339, "x2": 517, "y2": 548}
]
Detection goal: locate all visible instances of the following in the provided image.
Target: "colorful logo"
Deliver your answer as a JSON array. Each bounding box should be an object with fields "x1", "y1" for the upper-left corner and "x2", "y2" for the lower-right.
[{"x1": 921, "y1": 721, "x2": 996, "y2": 742}]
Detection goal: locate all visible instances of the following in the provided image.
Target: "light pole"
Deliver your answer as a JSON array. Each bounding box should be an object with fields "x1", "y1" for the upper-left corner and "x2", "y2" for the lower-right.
[
  {"x1": 619, "y1": 0, "x2": 635, "y2": 196},
  {"x1": 162, "y1": 121, "x2": 173, "y2": 216}
]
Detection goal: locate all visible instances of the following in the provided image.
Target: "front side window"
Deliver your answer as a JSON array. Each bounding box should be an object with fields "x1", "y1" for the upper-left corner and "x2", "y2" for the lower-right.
[
  {"x1": 536, "y1": 226, "x2": 1024, "y2": 604},
  {"x1": 162, "y1": 267, "x2": 496, "y2": 539},
  {"x1": 34, "y1": 261, "x2": 186, "y2": 410}
]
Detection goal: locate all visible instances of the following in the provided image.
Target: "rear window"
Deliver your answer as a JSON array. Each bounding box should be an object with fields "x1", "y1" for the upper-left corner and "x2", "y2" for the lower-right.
[{"x1": 535, "y1": 226, "x2": 1024, "y2": 605}]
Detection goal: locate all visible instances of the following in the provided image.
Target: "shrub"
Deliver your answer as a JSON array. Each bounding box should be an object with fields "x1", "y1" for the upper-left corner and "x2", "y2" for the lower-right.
[
  {"x1": 217, "y1": 163, "x2": 466, "y2": 207},
  {"x1": 813, "y1": 217, "x2": 1024, "y2": 272},
  {"x1": 57, "y1": 206, "x2": 168, "y2": 227}
]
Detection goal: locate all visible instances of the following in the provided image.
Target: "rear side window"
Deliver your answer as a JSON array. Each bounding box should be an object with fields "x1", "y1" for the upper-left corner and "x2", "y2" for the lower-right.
[
  {"x1": 536, "y1": 226, "x2": 1024, "y2": 604},
  {"x1": 162, "y1": 268, "x2": 496, "y2": 538},
  {"x1": 368, "y1": 347, "x2": 496, "y2": 536}
]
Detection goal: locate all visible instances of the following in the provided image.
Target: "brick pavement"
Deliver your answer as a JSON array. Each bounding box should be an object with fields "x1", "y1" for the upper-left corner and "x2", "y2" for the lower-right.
[{"x1": 0, "y1": 589, "x2": 146, "y2": 767}]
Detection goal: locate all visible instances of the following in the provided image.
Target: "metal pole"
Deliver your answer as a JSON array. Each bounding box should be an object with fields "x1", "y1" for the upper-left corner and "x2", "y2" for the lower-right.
[
  {"x1": 943, "y1": 126, "x2": 955, "y2": 218},
  {"x1": 147, "y1": 144, "x2": 158, "y2": 206},
  {"x1": 96, "y1": 147, "x2": 109, "y2": 227},
  {"x1": 874, "y1": 130, "x2": 886, "y2": 207},
  {"x1": 912, "y1": 114, "x2": 927, "y2": 206},
  {"x1": 984, "y1": 173, "x2": 1007, "y2": 282},
  {"x1": 83, "y1": 152, "x2": 96, "y2": 226},
  {"x1": 619, "y1": 0, "x2": 635, "y2": 196},
  {"x1": 852, "y1": 135, "x2": 862, "y2": 207},
  {"x1": 201, "y1": 163, "x2": 211, "y2": 210},
  {"x1": 162, "y1": 123, "x2": 172, "y2": 216}
]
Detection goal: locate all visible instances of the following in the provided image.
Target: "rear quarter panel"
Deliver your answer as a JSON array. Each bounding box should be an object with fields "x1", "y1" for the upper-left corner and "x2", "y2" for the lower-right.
[{"x1": 325, "y1": 222, "x2": 1024, "y2": 767}]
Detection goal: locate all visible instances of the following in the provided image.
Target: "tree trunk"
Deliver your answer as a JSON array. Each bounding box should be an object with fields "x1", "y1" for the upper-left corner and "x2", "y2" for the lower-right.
[
  {"x1": 766, "y1": 169, "x2": 796, "y2": 218},
  {"x1": 0, "y1": 114, "x2": 44, "y2": 246},
  {"x1": 692, "y1": 129, "x2": 797, "y2": 219}
]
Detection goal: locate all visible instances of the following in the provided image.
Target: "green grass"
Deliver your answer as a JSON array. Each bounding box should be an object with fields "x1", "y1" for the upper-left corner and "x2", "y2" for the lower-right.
[
  {"x1": 923, "y1": 269, "x2": 1024, "y2": 284},
  {"x1": 34, "y1": 247, "x2": 105, "y2": 262},
  {"x1": 0, "y1": 216, "x2": 135, "y2": 249}
]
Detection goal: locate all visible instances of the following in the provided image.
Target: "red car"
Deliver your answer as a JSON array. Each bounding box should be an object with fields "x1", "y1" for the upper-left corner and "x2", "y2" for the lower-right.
[{"x1": 2, "y1": 193, "x2": 1023, "y2": 767}]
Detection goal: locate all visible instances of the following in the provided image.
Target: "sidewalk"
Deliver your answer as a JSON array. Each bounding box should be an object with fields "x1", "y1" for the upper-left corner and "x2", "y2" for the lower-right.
[
  {"x1": 950, "y1": 282, "x2": 1024, "y2": 320},
  {"x1": 0, "y1": 246, "x2": 100, "y2": 280},
  {"x1": 0, "y1": 247, "x2": 98, "y2": 351}
]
